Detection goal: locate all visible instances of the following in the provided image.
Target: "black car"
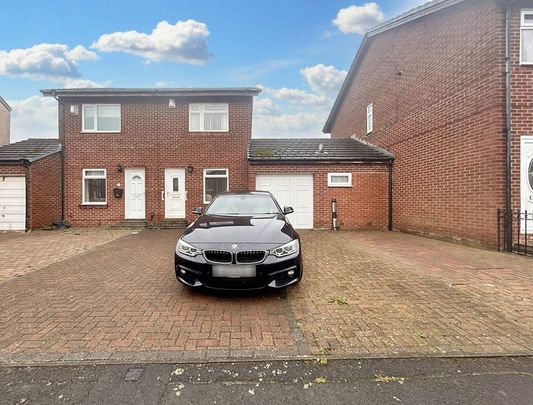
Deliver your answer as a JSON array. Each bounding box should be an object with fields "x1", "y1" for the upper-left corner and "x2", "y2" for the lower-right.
[{"x1": 174, "y1": 191, "x2": 302, "y2": 290}]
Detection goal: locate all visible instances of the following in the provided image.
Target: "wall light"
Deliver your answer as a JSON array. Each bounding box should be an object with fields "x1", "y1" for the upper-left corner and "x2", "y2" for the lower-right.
[{"x1": 169, "y1": 98, "x2": 176, "y2": 108}]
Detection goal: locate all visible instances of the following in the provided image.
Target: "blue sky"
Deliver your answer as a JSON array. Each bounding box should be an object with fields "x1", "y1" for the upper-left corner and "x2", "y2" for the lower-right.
[{"x1": 0, "y1": 0, "x2": 425, "y2": 141}]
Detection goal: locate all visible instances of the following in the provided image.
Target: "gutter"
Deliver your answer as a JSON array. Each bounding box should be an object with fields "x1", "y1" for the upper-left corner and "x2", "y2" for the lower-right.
[{"x1": 504, "y1": 0, "x2": 515, "y2": 251}]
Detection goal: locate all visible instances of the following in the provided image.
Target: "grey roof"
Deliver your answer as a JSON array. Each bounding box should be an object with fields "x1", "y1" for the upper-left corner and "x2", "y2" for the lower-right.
[
  {"x1": 0, "y1": 96, "x2": 11, "y2": 111},
  {"x1": 41, "y1": 87, "x2": 261, "y2": 98},
  {"x1": 323, "y1": 0, "x2": 466, "y2": 133},
  {"x1": 0, "y1": 139, "x2": 61, "y2": 163},
  {"x1": 248, "y1": 138, "x2": 393, "y2": 162}
]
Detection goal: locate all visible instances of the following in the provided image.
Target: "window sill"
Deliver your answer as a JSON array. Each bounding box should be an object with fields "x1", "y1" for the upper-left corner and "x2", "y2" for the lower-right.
[
  {"x1": 80, "y1": 203, "x2": 108, "y2": 208},
  {"x1": 189, "y1": 130, "x2": 229, "y2": 133},
  {"x1": 80, "y1": 131, "x2": 121, "y2": 134},
  {"x1": 328, "y1": 185, "x2": 352, "y2": 188}
]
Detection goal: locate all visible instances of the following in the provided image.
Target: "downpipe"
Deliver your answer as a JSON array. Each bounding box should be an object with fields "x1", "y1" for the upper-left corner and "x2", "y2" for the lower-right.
[{"x1": 332, "y1": 198, "x2": 338, "y2": 231}]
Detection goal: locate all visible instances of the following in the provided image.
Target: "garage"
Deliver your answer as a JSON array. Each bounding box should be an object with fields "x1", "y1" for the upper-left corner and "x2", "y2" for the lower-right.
[
  {"x1": 0, "y1": 139, "x2": 62, "y2": 230},
  {"x1": 0, "y1": 176, "x2": 25, "y2": 230},
  {"x1": 256, "y1": 174, "x2": 314, "y2": 229},
  {"x1": 249, "y1": 138, "x2": 394, "y2": 230}
]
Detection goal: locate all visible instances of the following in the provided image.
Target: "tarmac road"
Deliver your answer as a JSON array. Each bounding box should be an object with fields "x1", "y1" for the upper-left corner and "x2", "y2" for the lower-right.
[{"x1": 1, "y1": 356, "x2": 532, "y2": 404}]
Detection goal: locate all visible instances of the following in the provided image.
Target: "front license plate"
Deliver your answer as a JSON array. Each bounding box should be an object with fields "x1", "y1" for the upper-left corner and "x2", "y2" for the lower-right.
[{"x1": 212, "y1": 265, "x2": 256, "y2": 278}]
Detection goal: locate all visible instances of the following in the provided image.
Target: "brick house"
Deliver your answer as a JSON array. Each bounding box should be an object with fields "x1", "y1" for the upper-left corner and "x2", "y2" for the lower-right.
[
  {"x1": 0, "y1": 96, "x2": 11, "y2": 146},
  {"x1": 41, "y1": 88, "x2": 393, "y2": 230},
  {"x1": 323, "y1": 0, "x2": 533, "y2": 247},
  {"x1": 0, "y1": 139, "x2": 62, "y2": 230}
]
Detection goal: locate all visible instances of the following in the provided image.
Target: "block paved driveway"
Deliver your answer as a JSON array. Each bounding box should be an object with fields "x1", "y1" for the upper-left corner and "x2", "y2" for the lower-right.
[{"x1": 0, "y1": 229, "x2": 531, "y2": 365}]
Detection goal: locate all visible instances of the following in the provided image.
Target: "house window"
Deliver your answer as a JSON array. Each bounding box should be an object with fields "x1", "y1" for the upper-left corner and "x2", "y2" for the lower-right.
[
  {"x1": 82, "y1": 169, "x2": 107, "y2": 204},
  {"x1": 328, "y1": 173, "x2": 352, "y2": 187},
  {"x1": 521, "y1": 10, "x2": 533, "y2": 64},
  {"x1": 366, "y1": 103, "x2": 373, "y2": 134},
  {"x1": 204, "y1": 168, "x2": 229, "y2": 203},
  {"x1": 189, "y1": 104, "x2": 229, "y2": 132},
  {"x1": 82, "y1": 105, "x2": 121, "y2": 132}
]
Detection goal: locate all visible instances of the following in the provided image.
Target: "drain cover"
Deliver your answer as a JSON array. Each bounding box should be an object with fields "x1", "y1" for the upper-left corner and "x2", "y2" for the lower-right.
[{"x1": 124, "y1": 367, "x2": 144, "y2": 382}]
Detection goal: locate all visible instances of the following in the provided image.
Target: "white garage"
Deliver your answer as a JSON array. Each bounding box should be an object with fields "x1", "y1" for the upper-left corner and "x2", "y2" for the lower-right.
[
  {"x1": 0, "y1": 176, "x2": 26, "y2": 231},
  {"x1": 256, "y1": 174, "x2": 314, "y2": 229}
]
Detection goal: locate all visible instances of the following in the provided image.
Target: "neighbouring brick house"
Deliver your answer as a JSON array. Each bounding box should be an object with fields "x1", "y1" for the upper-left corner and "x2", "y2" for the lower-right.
[
  {"x1": 323, "y1": 0, "x2": 533, "y2": 247},
  {"x1": 41, "y1": 88, "x2": 393, "y2": 230},
  {"x1": 0, "y1": 139, "x2": 62, "y2": 230},
  {"x1": 0, "y1": 96, "x2": 11, "y2": 146}
]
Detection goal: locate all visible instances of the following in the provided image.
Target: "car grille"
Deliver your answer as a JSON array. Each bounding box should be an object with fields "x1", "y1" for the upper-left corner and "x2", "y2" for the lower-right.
[
  {"x1": 236, "y1": 250, "x2": 267, "y2": 264},
  {"x1": 204, "y1": 250, "x2": 232, "y2": 263}
]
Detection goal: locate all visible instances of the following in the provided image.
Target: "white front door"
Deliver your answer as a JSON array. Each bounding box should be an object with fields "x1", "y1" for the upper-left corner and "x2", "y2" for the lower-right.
[
  {"x1": 165, "y1": 168, "x2": 186, "y2": 218},
  {"x1": 256, "y1": 174, "x2": 314, "y2": 229},
  {"x1": 125, "y1": 169, "x2": 145, "y2": 219},
  {"x1": 0, "y1": 176, "x2": 26, "y2": 231},
  {"x1": 521, "y1": 136, "x2": 533, "y2": 232}
]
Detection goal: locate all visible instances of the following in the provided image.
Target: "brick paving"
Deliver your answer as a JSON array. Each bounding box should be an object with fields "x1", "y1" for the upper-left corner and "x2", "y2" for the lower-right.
[
  {"x1": 0, "y1": 229, "x2": 531, "y2": 365},
  {"x1": 0, "y1": 228, "x2": 132, "y2": 282}
]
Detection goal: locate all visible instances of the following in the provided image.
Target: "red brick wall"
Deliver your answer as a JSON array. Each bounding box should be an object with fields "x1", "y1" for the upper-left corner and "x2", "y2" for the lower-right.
[
  {"x1": 329, "y1": 0, "x2": 507, "y2": 246},
  {"x1": 0, "y1": 165, "x2": 25, "y2": 175},
  {"x1": 248, "y1": 163, "x2": 390, "y2": 229},
  {"x1": 59, "y1": 96, "x2": 253, "y2": 225},
  {"x1": 510, "y1": 2, "x2": 533, "y2": 214},
  {"x1": 27, "y1": 153, "x2": 62, "y2": 229}
]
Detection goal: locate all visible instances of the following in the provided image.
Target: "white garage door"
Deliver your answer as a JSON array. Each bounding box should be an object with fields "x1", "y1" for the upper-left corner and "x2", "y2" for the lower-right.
[
  {"x1": 256, "y1": 174, "x2": 313, "y2": 229},
  {"x1": 0, "y1": 176, "x2": 26, "y2": 231}
]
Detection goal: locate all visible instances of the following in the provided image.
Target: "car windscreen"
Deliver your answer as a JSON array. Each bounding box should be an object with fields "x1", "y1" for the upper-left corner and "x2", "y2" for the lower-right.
[{"x1": 206, "y1": 194, "x2": 280, "y2": 216}]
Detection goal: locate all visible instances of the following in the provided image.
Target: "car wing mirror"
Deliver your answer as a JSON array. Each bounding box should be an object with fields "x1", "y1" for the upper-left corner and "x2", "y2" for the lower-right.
[
  {"x1": 192, "y1": 207, "x2": 203, "y2": 215},
  {"x1": 283, "y1": 206, "x2": 294, "y2": 215}
]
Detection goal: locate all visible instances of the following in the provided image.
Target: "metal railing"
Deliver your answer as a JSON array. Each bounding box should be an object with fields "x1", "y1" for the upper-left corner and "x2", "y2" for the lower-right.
[{"x1": 497, "y1": 209, "x2": 533, "y2": 256}]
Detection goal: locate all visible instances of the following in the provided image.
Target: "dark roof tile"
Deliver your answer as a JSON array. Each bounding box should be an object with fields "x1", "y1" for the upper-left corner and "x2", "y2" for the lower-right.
[
  {"x1": 248, "y1": 138, "x2": 393, "y2": 162},
  {"x1": 0, "y1": 139, "x2": 61, "y2": 163}
]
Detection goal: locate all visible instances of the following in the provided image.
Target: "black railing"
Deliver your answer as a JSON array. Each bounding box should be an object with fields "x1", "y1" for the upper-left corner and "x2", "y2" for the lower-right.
[{"x1": 497, "y1": 209, "x2": 532, "y2": 256}]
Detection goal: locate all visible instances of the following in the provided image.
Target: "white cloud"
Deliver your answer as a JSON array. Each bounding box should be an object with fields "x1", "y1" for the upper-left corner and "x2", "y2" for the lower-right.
[
  {"x1": 92, "y1": 20, "x2": 210, "y2": 64},
  {"x1": 300, "y1": 64, "x2": 347, "y2": 94},
  {"x1": 333, "y1": 3, "x2": 385, "y2": 34},
  {"x1": 262, "y1": 86, "x2": 328, "y2": 106},
  {"x1": 7, "y1": 96, "x2": 58, "y2": 142},
  {"x1": 0, "y1": 43, "x2": 97, "y2": 82},
  {"x1": 253, "y1": 110, "x2": 330, "y2": 139},
  {"x1": 254, "y1": 98, "x2": 281, "y2": 116}
]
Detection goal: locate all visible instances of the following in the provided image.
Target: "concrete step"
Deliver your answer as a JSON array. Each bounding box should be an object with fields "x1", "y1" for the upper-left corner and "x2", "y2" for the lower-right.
[
  {"x1": 109, "y1": 220, "x2": 149, "y2": 229},
  {"x1": 151, "y1": 219, "x2": 188, "y2": 229}
]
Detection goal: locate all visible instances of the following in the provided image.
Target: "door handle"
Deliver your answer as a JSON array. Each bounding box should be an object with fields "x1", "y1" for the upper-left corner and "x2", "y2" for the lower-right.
[{"x1": 161, "y1": 191, "x2": 165, "y2": 201}]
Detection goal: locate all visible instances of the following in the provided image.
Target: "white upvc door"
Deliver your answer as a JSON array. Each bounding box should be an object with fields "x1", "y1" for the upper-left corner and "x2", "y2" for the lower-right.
[
  {"x1": 0, "y1": 176, "x2": 26, "y2": 231},
  {"x1": 165, "y1": 168, "x2": 186, "y2": 218},
  {"x1": 125, "y1": 168, "x2": 146, "y2": 219},
  {"x1": 521, "y1": 136, "x2": 533, "y2": 233}
]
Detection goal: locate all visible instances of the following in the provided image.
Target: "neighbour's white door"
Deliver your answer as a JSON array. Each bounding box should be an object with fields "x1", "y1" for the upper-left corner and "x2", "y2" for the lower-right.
[
  {"x1": 0, "y1": 176, "x2": 26, "y2": 231},
  {"x1": 256, "y1": 174, "x2": 314, "y2": 229},
  {"x1": 165, "y1": 169, "x2": 186, "y2": 218},
  {"x1": 125, "y1": 169, "x2": 145, "y2": 219},
  {"x1": 521, "y1": 136, "x2": 533, "y2": 233}
]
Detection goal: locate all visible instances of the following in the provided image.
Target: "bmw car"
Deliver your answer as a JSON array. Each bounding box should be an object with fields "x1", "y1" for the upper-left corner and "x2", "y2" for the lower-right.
[{"x1": 174, "y1": 191, "x2": 302, "y2": 290}]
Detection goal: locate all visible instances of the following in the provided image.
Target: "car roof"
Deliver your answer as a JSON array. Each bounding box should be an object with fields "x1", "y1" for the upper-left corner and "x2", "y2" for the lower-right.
[{"x1": 216, "y1": 191, "x2": 274, "y2": 196}]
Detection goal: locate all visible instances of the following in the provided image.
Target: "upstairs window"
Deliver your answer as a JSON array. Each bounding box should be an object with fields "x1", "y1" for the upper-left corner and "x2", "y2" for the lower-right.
[
  {"x1": 521, "y1": 10, "x2": 533, "y2": 64},
  {"x1": 82, "y1": 104, "x2": 121, "y2": 132},
  {"x1": 203, "y1": 168, "x2": 229, "y2": 203},
  {"x1": 366, "y1": 103, "x2": 373, "y2": 134},
  {"x1": 82, "y1": 169, "x2": 106, "y2": 204},
  {"x1": 189, "y1": 103, "x2": 229, "y2": 132}
]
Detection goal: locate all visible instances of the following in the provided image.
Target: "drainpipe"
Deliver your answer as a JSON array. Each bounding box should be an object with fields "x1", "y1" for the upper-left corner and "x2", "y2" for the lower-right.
[
  {"x1": 388, "y1": 159, "x2": 393, "y2": 231},
  {"x1": 22, "y1": 159, "x2": 30, "y2": 231},
  {"x1": 504, "y1": 1, "x2": 514, "y2": 251}
]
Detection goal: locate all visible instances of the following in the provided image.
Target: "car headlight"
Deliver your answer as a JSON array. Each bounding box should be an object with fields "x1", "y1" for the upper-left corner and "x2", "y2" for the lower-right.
[
  {"x1": 176, "y1": 239, "x2": 202, "y2": 257},
  {"x1": 271, "y1": 239, "x2": 300, "y2": 257}
]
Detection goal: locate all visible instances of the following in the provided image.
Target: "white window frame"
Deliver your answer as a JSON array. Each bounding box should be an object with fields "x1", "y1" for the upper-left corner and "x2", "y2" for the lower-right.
[
  {"x1": 328, "y1": 173, "x2": 352, "y2": 188},
  {"x1": 189, "y1": 103, "x2": 229, "y2": 132},
  {"x1": 82, "y1": 104, "x2": 121, "y2": 133},
  {"x1": 521, "y1": 9, "x2": 533, "y2": 65},
  {"x1": 366, "y1": 103, "x2": 373, "y2": 134},
  {"x1": 203, "y1": 168, "x2": 229, "y2": 203},
  {"x1": 82, "y1": 168, "x2": 107, "y2": 205}
]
